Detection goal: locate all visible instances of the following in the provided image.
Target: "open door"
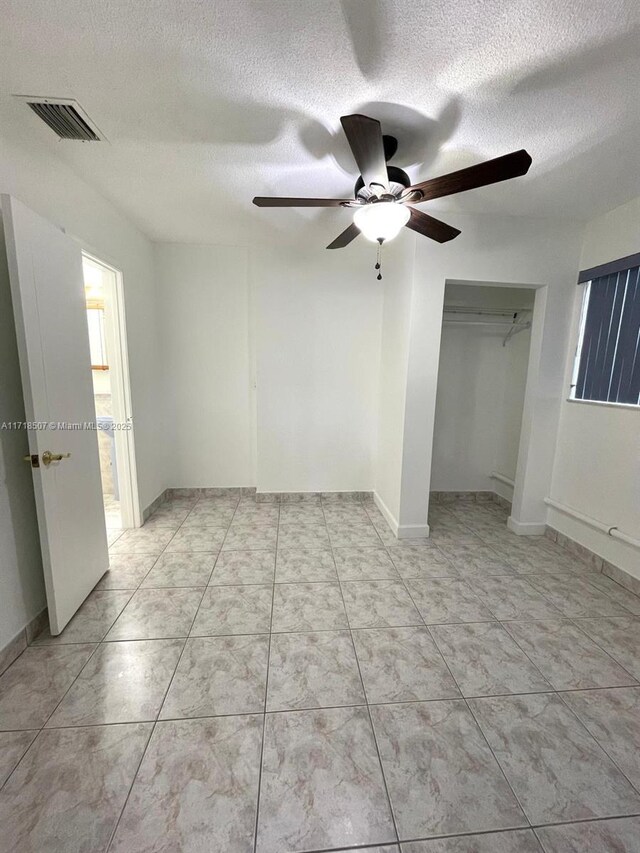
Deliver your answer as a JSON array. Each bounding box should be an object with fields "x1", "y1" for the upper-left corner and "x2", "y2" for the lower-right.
[{"x1": 2, "y1": 195, "x2": 108, "y2": 634}]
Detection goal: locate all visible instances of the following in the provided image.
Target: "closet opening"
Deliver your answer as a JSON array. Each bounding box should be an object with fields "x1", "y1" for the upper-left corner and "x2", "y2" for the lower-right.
[{"x1": 430, "y1": 281, "x2": 536, "y2": 518}]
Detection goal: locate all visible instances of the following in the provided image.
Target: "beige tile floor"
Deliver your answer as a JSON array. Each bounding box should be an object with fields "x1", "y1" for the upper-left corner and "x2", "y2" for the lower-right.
[
  {"x1": 104, "y1": 493, "x2": 121, "y2": 530},
  {"x1": 1, "y1": 493, "x2": 640, "y2": 852}
]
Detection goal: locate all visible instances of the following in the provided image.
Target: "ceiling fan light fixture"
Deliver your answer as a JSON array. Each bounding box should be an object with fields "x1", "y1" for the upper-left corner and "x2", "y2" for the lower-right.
[
  {"x1": 253, "y1": 113, "x2": 531, "y2": 251},
  {"x1": 353, "y1": 201, "x2": 410, "y2": 243}
]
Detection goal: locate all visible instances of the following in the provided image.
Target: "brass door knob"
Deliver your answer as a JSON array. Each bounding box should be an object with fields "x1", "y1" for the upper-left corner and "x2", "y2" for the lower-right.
[{"x1": 42, "y1": 450, "x2": 71, "y2": 466}]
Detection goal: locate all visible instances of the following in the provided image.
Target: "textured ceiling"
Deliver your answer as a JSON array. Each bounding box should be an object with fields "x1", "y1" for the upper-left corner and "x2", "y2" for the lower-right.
[{"x1": 0, "y1": 0, "x2": 639, "y2": 244}]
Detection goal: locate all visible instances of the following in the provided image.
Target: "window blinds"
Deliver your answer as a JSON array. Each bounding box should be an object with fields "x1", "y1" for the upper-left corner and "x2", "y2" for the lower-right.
[{"x1": 574, "y1": 264, "x2": 640, "y2": 405}]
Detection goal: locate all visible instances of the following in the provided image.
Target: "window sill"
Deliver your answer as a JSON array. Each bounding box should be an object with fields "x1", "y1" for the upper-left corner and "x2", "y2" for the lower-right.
[{"x1": 566, "y1": 398, "x2": 639, "y2": 412}]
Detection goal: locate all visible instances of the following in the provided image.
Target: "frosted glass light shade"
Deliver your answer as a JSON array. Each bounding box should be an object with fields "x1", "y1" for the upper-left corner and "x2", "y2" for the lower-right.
[{"x1": 353, "y1": 201, "x2": 410, "y2": 242}]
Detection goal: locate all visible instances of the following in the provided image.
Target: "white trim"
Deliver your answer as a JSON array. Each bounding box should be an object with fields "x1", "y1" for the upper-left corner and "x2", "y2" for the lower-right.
[
  {"x1": 490, "y1": 472, "x2": 515, "y2": 504},
  {"x1": 397, "y1": 522, "x2": 430, "y2": 540},
  {"x1": 507, "y1": 517, "x2": 546, "y2": 536},
  {"x1": 544, "y1": 497, "x2": 640, "y2": 551},
  {"x1": 373, "y1": 491, "x2": 430, "y2": 540},
  {"x1": 373, "y1": 491, "x2": 399, "y2": 536},
  {"x1": 490, "y1": 471, "x2": 515, "y2": 489},
  {"x1": 569, "y1": 280, "x2": 590, "y2": 398},
  {"x1": 83, "y1": 253, "x2": 141, "y2": 528},
  {"x1": 565, "y1": 398, "x2": 639, "y2": 412}
]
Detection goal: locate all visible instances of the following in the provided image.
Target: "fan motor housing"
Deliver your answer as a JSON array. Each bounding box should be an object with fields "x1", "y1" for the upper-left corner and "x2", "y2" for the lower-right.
[{"x1": 355, "y1": 165, "x2": 411, "y2": 201}]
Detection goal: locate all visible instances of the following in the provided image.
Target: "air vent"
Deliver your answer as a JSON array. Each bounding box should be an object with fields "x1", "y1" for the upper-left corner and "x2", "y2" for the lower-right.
[{"x1": 16, "y1": 97, "x2": 105, "y2": 141}]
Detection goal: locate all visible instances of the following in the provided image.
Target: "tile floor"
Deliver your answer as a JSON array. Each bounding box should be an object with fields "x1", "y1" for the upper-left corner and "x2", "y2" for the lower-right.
[
  {"x1": 1, "y1": 493, "x2": 640, "y2": 852},
  {"x1": 104, "y1": 493, "x2": 121, "y2": 530}
]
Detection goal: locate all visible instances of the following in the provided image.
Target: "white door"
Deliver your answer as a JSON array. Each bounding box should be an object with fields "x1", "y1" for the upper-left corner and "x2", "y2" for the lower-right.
[{"x1": 2, "y1": 195, "x2": 108, "y2": 634}]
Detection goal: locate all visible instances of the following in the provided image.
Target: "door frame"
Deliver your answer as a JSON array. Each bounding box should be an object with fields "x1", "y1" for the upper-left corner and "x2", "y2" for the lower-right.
[
  {"x1": 428, "y1": 277, "x2": 549, "y2": 534},
  {"x1": 83, "y1": 251, "x2": 141, "y2": 529}
]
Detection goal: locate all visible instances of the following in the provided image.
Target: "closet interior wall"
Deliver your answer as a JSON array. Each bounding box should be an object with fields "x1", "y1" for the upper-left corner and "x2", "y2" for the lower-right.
[{"x1": 430, "y1": 283, "x2": 535, "y2": 499}]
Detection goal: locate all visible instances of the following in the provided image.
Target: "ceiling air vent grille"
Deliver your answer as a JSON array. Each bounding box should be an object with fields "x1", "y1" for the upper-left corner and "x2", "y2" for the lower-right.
[{"x1": 20, "y1": 97, "x2": 103, "y2": 141}]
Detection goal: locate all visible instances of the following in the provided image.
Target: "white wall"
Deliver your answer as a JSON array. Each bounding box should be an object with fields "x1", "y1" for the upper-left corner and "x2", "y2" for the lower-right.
[
  {"x1": 154, "y1": 236, "x2": 388, "y2": 495},
  {"x1": 394, "y1": 214, "x2": 583, "y2": 537},
  {"x1": 431, "y1": 283, "x2": 533, "y2": 494},
  {"x1": 549, "y1": 196, "x2": 640, "y2": 577},
  {"x1": 0, "y1": 127, "x2": 164, "y2": 647},
  {"x1": 580, "y1": 197, "x2": 640, "y2": 271},
  {"x1": 431, "y1": 319, "x2": 531, "y2": 493},
  {"x1": 432, "y1": 325, "x2": 506, "y2": 492},
  {"x1": 156, "y1": 244, "x2": 254, "y2": 488},
  {"x1": 495, "y1": 327, "x2": 531, "y2": 484},
  {"x1": 254, "y1": 241, "x2": 384, "y2": 493},
  {"x1": 373, "y1": 239, "x2": 416, "y2": 524},
  {"x1": 0, "y1": 128, "x2": 164, "y2": 511}
]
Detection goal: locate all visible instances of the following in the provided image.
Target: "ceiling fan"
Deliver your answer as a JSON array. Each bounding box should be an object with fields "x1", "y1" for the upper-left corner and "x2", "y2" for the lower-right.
[{"x1": 253, "y1": 114, "x2": 532, "y2": 249}]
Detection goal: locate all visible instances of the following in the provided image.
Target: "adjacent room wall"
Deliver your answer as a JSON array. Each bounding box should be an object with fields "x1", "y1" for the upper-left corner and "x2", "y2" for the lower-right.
[
  {"x1": 0, "y1": 128, "x2": 164, "y2": 648},
  {"x1": 549, "y1": 196, "x2": 640, "y2": 577}
]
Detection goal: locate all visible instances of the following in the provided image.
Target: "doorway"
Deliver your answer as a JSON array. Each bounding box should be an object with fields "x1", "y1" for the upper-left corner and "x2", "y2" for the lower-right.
[
  {"x1": 82, "y1": 253, "x2": 141, "y2": 531},
  {"x1": 431, "y1": 282, "x2": 535, "y2": 511}
]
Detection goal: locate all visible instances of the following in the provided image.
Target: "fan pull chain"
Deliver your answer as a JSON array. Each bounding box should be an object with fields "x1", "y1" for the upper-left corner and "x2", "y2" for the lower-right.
[{"x1": 375, "y1": 238, "x2": 383, "y2": 280}]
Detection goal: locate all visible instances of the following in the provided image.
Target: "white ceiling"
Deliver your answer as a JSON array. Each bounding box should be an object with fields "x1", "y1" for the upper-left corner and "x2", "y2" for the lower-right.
[{"x1": 1, "y1": 0, "x2": 639, "y2": 244}]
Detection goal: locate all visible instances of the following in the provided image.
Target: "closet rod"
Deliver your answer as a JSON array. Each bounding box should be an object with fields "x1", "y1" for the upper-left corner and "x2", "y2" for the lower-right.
[
  {"x1": 442, "y1": 320, "x2": 524, "y2": 326},
  {"x1": 443, "y1": 306, "x2": 532, "y2": 317}
]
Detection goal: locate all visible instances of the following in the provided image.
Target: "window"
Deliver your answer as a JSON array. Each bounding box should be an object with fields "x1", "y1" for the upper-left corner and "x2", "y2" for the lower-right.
[
  {"x1": 571, "y1": 263, "x2": 640, "y2": 406},
  {"x1": 86, "y1": 299, "x2": 109, "y2": 371}
]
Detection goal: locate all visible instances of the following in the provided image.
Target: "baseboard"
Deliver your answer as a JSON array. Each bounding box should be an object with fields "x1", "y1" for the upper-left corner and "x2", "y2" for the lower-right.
[
  {"x1": 492, "y1": 493, "x2": 512, "y2": 511},
  {"x1": 430, "y1": 490, "x2": 495, "y2": 504},
  {"x1": 269, "y1": 491, "x2": 372, "y2": 502},
  {"x1": 0, "y1": 630, "x2": 26, "y2": 677},
  {"x1": 0, "y1": 607, "x2": 48, "y2": 676},
  {"x1": 164, "y1": 488, "x2": 373, "y2": 503},
  {"x1": 372, "y1": 491, "x2": 399, "y2": 536},
  {"x1": 545, "y1": 503, "x2": 639, "y2": 581},
  {"x1": 142, "y1": 489, "x2": 169, "y2": 521},
  {"x1": 545, "y1": 524, "x2": 640, "y2": 593},
  {"x1": 397, "y1": 522, "x2": 431, "y2": 540},
  {"x1": 373, "y1": 492, "x2": 430, "y2": 540},
  {"x1": 430, "y1": 490, "x2": 513, "y2": 513},
  {"x1": 489, "y1": 472, "x2": 515, "y2": 503},
  {"x1": 25, "y1": 608, "x2": 49, "y2": 643},
  {"x1": 507, "y1": 517, "x2": 547, "y2": 536},
  {"x1": 602, "y1": 561, "x2": 640, "y2": 599},
  {"x1": 166, "y1": 487, "x2": 246, "y2": 499},
  {"x1": 430, "y1": 491, "x2": 545, "y2": 535}
]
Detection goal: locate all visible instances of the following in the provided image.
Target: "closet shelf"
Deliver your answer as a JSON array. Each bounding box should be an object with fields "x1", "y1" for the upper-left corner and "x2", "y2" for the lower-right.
[{"x1": 442, "y1": 306, "x2": 532, "y2": 346}]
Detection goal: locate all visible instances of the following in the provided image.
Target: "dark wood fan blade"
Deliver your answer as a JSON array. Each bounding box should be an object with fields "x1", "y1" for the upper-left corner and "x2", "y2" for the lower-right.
[
  {"x1": 326, "y1": 222, "x2": 361, "y2": 249},
  {"x1": 405, "y1": 208, "x2": 461, "y2": 243},
  {"x1": 253, "y1": 197, "x2": 353, "y2": 207},
  {"x1": 408, "y1": 150, "x2": 532, "y2": 201},
  {"x1": 340, "y1": 114, "x2": 389, "y2": 193}
]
